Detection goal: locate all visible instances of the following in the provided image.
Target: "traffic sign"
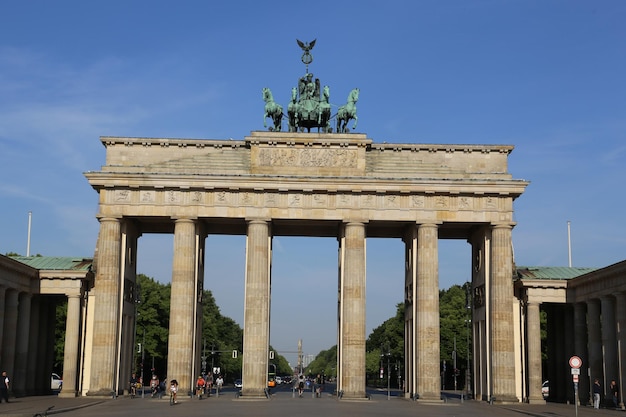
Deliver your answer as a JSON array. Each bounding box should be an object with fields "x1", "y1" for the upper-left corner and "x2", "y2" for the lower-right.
[{"x1": 569, "y1": 356, "x2": 582, "y2": 368}]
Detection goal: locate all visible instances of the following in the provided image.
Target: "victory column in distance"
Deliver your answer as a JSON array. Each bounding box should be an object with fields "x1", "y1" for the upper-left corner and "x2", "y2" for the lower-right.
[{"x1": 263, "y1": 39, "x2": 359, "y2": 134}]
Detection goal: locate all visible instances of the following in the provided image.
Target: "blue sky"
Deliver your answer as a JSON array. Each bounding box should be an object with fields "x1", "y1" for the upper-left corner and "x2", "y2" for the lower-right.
[{"x1": 1, "y1": 1, "x2": 625, "y2": 367}]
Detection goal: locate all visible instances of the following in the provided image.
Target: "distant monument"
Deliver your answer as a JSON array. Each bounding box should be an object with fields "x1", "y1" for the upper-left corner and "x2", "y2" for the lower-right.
[{"x1": 263, "y1": 39, "x2": 358, "y2": 133}]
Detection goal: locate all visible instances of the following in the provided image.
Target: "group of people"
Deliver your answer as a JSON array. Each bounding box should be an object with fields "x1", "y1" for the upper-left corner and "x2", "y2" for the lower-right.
[
  {"x1": 132, "y1": 371, "x2": 224, "y2": 403},
  {"x1": 194, "y1": 374, "x2": 223, "y2": 398},
  {"x1": 593, "y1": 378, "x2": 620, "y2": 409}
]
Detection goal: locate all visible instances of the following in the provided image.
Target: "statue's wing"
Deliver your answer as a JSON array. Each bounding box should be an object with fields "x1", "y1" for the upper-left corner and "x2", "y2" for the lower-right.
[
  {"x1": 297, "y1": 39, "x2": 305, "y2": 50},
  {"x1": 309, "y1": 39, "x2": 316, "y2": 50}
]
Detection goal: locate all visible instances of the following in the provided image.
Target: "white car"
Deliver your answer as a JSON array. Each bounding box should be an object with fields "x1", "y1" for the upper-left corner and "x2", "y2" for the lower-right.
[
  {"x1": 51, "y1": 373, "x2": 63, "y2": 390},
  {"x1": 542, "y1": 380, "x2": 549, "y2": 397}
]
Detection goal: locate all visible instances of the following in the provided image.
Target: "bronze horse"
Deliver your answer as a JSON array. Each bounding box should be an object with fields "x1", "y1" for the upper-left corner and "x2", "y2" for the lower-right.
[
  {"x1": 263, "y1": 87, "x2": 283, "y2": 131},
  {"x1": 336, "y1": 88, "x2": 359, "y2": 133}
]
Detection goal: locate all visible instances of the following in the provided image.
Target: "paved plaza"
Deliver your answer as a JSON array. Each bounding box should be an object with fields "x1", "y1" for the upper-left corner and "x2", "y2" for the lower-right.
[{"x1": 1, "y1": 389, "x2": 622, "y2": 417}]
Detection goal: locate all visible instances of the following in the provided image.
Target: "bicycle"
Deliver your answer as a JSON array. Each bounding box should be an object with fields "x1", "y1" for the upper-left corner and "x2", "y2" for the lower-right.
[
  {"x1": 33, "y1": 405, "x2": 54, "y2": 417},
  {"x1": 128, "y1": 382, "x2": 141, "y2": 398}
]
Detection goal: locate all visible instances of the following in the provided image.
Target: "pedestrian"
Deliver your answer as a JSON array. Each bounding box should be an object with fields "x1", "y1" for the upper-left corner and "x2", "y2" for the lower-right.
[
  {"x1": 610, "y1": 380, "x2": 619, "y2": 408},
  {"x1": 169, "y1": 379, "x2": 178, "y2": 404},
  {"x1": 297, "y1": 374, "x2": 305, "y2": 397},
  {"x1": 206, "y1": 373, "x2": 213, "y2": 396},
  {"x1": 0, "y1": 371, "x2": 9, "y2": 403},
  {"x1": 216, "y1": 375, "x2": 223, "y2": 395},
  {"x1": 593, "y1": 378, "x2": 602, "y2": 409}
]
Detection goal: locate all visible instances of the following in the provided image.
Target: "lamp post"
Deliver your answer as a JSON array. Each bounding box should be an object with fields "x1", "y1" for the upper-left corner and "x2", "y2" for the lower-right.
[{"x1": 381, "y1": 343, "x2": 391, "y2": 400}]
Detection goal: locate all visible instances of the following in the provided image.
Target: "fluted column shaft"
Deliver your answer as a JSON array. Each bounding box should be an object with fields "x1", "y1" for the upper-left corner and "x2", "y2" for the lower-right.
[
  {"x1": 88, "y1": 217, "x2": 121, "y2": 395},
  {"x1": 415, "y1": 223, "x2": 440, "y2": 401},
  {"x1": 490, "y1": 224, "x2": 517, "y2": 402},
  {"x1": 574, "y1": 302, "x2": 589, "y2": 404},
  {"x1": 0, "y1": 287, "x2": 6, "y2": 365},
  {"x1": 2, "y1": 290, "x2": 19, "y2": 386},
  {"x1": 527, "y1": 301, "x2": 544, "y2": 403},
  {"x1": 167, "y1": 218, "x2": 197, "y2": 394},
  {"x1": 339, "y1": 222, "x2": 367, "y2": 399},
  {"x1": 616, "y1": 293, "x2": 626, "y2": 409},
  {"x1": 587, "y1": 299, "x2": 603, "y2": 397},
  {"x1": 601, "y1": 296, "x2": 619, "y2": 395},
  {"x1": 60, "y1": 294, "x2": 82, "y2": 397},
  {"x1": 241, "y1": 220, "x2": 271, "y2": 398},
  {"x1": 14, "y1": 293, "x2": 32, "y2": 396}
]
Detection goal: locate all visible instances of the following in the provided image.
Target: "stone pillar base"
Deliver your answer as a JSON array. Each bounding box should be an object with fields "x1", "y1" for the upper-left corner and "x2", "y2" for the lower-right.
[{"x1": 58, "y1": 391, "x2": 78, "y2": 398}]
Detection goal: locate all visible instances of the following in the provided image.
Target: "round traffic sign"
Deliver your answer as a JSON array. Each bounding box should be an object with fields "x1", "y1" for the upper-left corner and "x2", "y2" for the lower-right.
[{"x1": 569, "y1": 356, "x2": 582, "y2": 368}]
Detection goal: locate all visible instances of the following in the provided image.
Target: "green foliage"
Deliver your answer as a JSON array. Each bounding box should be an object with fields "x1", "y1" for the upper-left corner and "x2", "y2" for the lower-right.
[
  {"x1": 54, "y1": 298, "x2": 67, "y2": 373},
  {"x1": 305, "y1": 345, "x2": 337, "y2": 377},
  {"x1": 439, "y1": 283, "x2": 472, "y2": 364},
  {"x1": 135, "y1": 274, "x2": 171, "y2": 375}
]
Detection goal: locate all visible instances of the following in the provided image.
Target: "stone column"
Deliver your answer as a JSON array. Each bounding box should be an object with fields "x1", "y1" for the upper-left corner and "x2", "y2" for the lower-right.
[
  {"x1": 587, "y1": 299, "x2": 603, "y2": 399},
  {"x1": 601, "y1": 296, "x2": 618, "y2": 389},
  {"x1": 526, "y1": 301, "x2": 544, "y2": 403},
  {"x1": 415, "y1": 223, "x2": 440, "y2": 401},
  {"x1": 403, "y1": 227, "x2": 417, "y2": 399},
  {"x1": 167, "y1": 218, "x2": 197, "y2": 395},
  {"x1": 241, "y1": 220, "x2": 271, "y2": 398},
  {"x1": 339, "y1": 222, "x2": 367, "y2": 399},
  {"x1": 27, "y1": 296, "x2": 40, "y2": 395},
  {"x1": 88, "y1": 217, "x2": 121, "y2": 396},
  {"x1": 490, "y1": 223, "x2": 517, "y2": 402},
  {"x1": 1, "y1": 289, "x2": 18, "y2": 386},
  {"x1": 616, "y1": 293, "x2": 626, "y2": 409},
  {"x1": 574, "y1": 302, "x2": 589, "y2": 404},
  {"x1": 60, "y1": 293, "x2": 82, "y2": 397},
  {"x1": 14, "y1": 292, "x2": 32, "y2": 396},
  {"x1": 0, "y1": 287, "x2": 5, "y2": 362}
]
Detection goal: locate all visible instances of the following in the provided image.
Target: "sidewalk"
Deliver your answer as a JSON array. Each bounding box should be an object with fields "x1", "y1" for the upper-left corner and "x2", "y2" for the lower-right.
[
  {"x1": 0, "y1": 395, "x2": 104, "y2": 417},
  {"x1": 1, "y1": 393, "x2": 625, "y2": 417}
]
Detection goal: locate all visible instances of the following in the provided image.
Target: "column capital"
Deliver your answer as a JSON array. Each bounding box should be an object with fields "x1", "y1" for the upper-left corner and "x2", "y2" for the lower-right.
[
  {"x1": 491, "y1": 222, "x2": 516, "y2": 230},
  {"x1": 96, "y1": 216, "x2": 121, "y2": 223},
  {"x1": 172, "y1": 217, "x2": 197, "y2": 223},
  {"x1": 245, "y1": 218, "x2": 271, "y2": 224}
]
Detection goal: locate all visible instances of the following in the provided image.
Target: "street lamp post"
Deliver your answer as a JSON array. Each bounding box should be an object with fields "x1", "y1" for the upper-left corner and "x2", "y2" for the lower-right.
[{"x1": 381, "y1": 343, "x2": 391, "y2": 400}]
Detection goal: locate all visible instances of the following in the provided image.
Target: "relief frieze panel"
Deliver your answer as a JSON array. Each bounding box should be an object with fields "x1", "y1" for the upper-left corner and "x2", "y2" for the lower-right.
[
  {"x1": 257, "y1": 147, "x2": 358, "y2": 168},
  {"x1": 114, "y1": 189, "x2": 131, "y2": 203},
  {"x1": 107, "y1": 188, "x2": 506, "y2": 219},
  {"x1": 139, "y1": 190, "x2": 155, "y2": 203}
]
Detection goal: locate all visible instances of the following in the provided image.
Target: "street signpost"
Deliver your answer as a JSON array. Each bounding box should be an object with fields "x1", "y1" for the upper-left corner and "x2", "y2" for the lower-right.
[{"x1": 570, "y1": 356, "x2": 582, "y2": 417}]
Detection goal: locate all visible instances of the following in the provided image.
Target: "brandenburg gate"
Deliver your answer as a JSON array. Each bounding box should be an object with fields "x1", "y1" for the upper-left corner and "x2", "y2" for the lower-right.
[{"x1": 83, "y1": 131, "x2": 527, "y2": 401}]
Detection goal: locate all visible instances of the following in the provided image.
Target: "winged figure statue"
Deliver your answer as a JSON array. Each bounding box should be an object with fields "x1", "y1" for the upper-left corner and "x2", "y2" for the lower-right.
[{"x1": 296, "y1": 39, "x2": 316, "y2": 53}]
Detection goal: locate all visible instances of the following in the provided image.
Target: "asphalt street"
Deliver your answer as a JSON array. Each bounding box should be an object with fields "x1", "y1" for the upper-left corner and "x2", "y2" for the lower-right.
[{"x1": 1, "y1": 387, "x2": 624, "y2": 417}]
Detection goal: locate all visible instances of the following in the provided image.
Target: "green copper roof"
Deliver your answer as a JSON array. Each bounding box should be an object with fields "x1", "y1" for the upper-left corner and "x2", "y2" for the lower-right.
[
  {"x1": 10, "y1": 256, "x2": 92, "y2": 271},
  {"x1": 516, "y1": 266, "x2": 597, "y2": 280}
]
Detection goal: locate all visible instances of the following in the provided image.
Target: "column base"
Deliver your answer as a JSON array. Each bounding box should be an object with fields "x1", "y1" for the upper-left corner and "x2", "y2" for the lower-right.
[
  {"x1": 86, "y1": 388, "x2": 117, "y2": 398},
  {"x1": 58, "y1": 391, "x2": 78, "y2": 398},
  {"x1": 527, "y1": 396, "x2": 546, "y2": 404}
]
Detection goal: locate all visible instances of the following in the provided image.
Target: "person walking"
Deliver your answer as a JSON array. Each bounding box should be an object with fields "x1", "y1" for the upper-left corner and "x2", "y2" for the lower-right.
[
  {"x1": 593, "y1": 378, "x2": 602, "y2": 409},
  {"x1": 215, "y1": 375, "x2": 223, "y2": 396},
  {"x1": 610, "y1": 380, "x2": 619, "y2": 409},
  {"x1": 0, "y1": 371, "x2": 9, "y2": 403}
]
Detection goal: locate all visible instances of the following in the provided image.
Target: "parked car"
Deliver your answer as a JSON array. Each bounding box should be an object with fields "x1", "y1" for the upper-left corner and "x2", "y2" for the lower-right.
[
  {"x1": 275, "y1": 376, "x2": 282, "y2": 385},
  {"x1": 542, "y1": 380, "x2": 549, "y2": 397},
  {"x1": 51, "y1": 373, "x2": 63, "y2": 390},
  {"x1": 234, "y1": 379, "x2": 242, "y2": 389}
]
